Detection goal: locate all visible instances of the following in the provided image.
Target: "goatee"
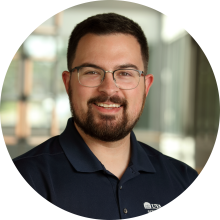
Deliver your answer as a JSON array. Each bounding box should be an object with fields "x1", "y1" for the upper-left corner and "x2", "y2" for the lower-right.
[{"x1": 68, "y1": 84, "x2": 145, "y2": 142}]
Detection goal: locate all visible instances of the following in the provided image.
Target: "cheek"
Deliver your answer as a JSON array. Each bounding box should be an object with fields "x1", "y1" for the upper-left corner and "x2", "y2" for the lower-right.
[
  {"x1": 127, "y1": 92, "x2": 144, "y2": 115},
  {"x1": 133, "y1": 99, "x2": 143, "y2": 114},
  {"x1": 71, "y1": 82, "x2": 95, "y2": 112},
  {"x1": 72, "y1": 89, "x2": 86, "y2": 110},
  {"x1": 70, "y1": 81, "x2": 84, "y2": 110}
]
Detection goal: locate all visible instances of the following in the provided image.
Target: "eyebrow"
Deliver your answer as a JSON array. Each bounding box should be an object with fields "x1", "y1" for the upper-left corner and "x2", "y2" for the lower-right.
[
  {"x1": 79, "y1": 63, "x2": 100, "y2": 69},
  {"x1": 115, "y1": 63, "x2": 139, "y2": 70},
  {"x1": 78, "y1": 63, "x2": 139, "y2": 70}
]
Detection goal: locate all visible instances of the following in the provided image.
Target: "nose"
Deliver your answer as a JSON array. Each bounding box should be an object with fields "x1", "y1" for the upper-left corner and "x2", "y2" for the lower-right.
[{"x1": 98, "y1": 72, "x2": 119, "y2": 96}]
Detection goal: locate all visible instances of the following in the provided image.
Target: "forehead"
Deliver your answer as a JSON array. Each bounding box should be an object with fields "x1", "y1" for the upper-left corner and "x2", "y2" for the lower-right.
[{"x1": 72, "y1": 33, "x2": 144, "y2": 70}]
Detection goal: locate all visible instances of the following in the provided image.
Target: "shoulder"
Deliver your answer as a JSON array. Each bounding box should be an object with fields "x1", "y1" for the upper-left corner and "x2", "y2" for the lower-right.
[
  {"x1": 13, "y1": 136, "x2": 64, "y2": 179},
  {"x1": 138, "y1": 141, "x2": 198, "y2": 184},
  {"x1": 13, "y1": 135, "x2": 63, "y2": 162},
  {"x1": 12, "y1": 136, "x2": 65, "y2": 197}
]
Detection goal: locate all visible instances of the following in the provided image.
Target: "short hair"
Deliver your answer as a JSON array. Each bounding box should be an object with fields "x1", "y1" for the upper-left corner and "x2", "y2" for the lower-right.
[{"x1": 67, "y1": 13, "x2": 149, "y2": 72}]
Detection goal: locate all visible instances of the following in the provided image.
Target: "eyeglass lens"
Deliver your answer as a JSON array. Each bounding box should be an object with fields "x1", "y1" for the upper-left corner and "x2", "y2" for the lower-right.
[{"x1": 78, "y1": 67, "x2": 140, "y2": 89}]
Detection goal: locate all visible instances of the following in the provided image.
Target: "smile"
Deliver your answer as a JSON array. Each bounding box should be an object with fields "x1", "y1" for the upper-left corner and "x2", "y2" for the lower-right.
[{"x1": 95, "y1": 103, "x2": 121, "y2": 108}]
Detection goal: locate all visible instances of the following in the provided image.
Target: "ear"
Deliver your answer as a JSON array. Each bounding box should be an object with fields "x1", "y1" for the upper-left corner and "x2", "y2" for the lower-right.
[
  {"x1": 62, "y1": 71, "x2": 71, "y2": 94},
  {"x1": 145, "y1": 74, "x2": 154, "y2": 96}
]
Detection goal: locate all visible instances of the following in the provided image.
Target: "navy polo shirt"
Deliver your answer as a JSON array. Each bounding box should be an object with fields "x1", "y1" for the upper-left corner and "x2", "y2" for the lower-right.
[{"x1": 13, "y1": 118, "x2": 198, "y2": 219}]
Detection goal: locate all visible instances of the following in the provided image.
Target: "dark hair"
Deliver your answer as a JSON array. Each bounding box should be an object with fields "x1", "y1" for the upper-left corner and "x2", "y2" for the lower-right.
[{"x1": 67, "y1": 13, "x2": 149, "y2": 72}]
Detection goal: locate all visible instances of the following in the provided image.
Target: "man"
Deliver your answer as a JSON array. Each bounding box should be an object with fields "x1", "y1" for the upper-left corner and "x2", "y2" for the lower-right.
[{"x1": 13, "y1": 13, "x2": 198, "y2": 219}]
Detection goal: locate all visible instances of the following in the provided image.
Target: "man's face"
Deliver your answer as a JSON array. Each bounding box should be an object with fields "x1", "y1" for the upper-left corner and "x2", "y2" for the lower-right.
[{"x1": 63, "y1": 33, "x2": 153, "y2": 142}]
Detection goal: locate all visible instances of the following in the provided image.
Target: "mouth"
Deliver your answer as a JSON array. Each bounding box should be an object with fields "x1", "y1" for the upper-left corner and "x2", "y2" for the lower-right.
[{"x1": 94, "y1": 103, "x2": 121, "y2": 109}]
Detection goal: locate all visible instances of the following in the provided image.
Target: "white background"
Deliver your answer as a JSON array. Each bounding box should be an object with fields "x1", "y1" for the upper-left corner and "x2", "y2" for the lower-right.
[{"x1": 0, "y1": 0, "x2": 219, "y2": 219}]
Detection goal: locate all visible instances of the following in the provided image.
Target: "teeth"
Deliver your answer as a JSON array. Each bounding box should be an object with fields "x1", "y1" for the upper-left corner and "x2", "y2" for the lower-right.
[{"x1": 96, "y1": 103, "x2": 121, "y2": 108}]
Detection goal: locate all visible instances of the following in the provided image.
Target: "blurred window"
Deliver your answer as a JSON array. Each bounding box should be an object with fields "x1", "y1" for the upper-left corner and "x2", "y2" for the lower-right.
[
  {"x1": 31, "y1": 61, "x2": 54, "y2": 97},
  {"x1": 0, "y1": 101, "x2": 17, "y2": 127},
  {"x1": 1, "y1": 60, "x2": 20, "y2": 99}
]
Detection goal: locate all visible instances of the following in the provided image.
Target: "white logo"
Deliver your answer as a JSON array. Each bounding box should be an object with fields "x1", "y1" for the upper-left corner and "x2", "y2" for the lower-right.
[
  {"x1": 151, "y1": 204, "x2": 161, "y2": 209},
  {"x1": 143, "y1": 202, "x2": 151, "y2": 209},
  {"x1": 144, "y1": 202, "x2": 161, "y2": 211}
]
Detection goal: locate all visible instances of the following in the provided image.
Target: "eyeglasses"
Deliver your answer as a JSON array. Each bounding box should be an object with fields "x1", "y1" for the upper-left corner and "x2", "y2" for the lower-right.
[{"x1": 70, "y1": 65, "x2": 145, "y2": 90}]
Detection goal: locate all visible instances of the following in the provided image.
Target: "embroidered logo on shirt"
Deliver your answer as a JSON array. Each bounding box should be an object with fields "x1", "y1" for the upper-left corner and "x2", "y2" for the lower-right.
[{"x1": 144, "y1": 202, "x2": 161, "y2": 212}]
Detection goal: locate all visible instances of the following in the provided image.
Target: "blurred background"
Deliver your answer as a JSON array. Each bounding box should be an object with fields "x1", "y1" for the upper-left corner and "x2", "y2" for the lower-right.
[{"x1": 0, "y1": 1, "x2": 219, "y2": 173}]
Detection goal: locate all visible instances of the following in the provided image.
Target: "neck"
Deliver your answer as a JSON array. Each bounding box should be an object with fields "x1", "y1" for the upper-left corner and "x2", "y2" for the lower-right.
[{"x1": 74, "y1": 122, "x2": 131, "y2": 179}]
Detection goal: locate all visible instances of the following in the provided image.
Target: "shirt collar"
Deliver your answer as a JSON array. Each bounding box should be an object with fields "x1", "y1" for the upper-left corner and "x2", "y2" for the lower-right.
[
  {"x1": 59, "y1": 118, "x2": 103, "y2": 172},
  {"x1": 130, "y1": 131, "x2": 156, "y2": 173},
  {"x1": 59, "y1": 118, "x2": 155, "y2": 173}
]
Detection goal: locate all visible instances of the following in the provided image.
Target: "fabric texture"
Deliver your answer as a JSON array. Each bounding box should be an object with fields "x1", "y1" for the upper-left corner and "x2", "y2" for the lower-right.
[{"x1": 13, "y1": 118, "x2": 198, "y2": 219}]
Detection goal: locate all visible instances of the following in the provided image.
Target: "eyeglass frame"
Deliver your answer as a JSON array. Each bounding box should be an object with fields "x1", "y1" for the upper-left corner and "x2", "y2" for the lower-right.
[{"x1": 70, "y1": 65, "x2": 146, "y2": 90}]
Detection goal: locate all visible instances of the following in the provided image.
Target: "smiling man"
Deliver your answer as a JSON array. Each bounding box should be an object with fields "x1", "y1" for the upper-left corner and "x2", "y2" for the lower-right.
[{"x1": 13, "y1": 13, "x2": 198, "y2": 219}]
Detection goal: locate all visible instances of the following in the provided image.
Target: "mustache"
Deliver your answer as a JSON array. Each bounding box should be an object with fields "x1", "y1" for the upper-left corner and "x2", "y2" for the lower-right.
[{"x1": 88, "y1": 95, "x2": 128, "y2": 107}]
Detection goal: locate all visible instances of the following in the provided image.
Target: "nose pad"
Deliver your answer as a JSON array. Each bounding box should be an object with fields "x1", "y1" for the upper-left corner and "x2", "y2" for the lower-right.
[
  {"x1": 100, "y1": 72, "x2": 116, "y2": 85},
  {"x1": 113, "y1": 78, "x2": 117, "y2": 86},
  {"x1": 98, "y1": 72, "x2": 119, "y2": 95}
]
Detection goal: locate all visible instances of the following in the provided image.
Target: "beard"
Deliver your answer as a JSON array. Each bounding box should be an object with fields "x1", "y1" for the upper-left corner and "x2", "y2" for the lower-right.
[{"x1": 68, "y1": 84, "x2": 146, "y2": 142}]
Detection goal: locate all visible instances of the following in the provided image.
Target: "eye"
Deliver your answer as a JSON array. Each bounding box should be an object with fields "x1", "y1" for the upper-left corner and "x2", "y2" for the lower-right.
[
  {"x1": 119, "y1": 72, "x2": 131, "y2": 76},
  {"x1": 85, "y1": 71, "x2": 99, "y2": 75}
]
